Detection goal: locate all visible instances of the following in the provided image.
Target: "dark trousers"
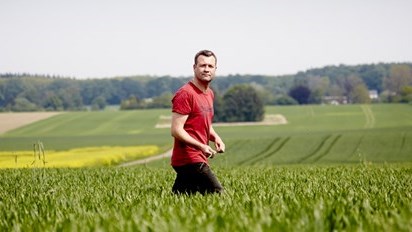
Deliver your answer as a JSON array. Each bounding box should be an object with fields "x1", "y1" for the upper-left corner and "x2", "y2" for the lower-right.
[{"x1": 172, "y1": 163, "x2": 224, "y2": 195}]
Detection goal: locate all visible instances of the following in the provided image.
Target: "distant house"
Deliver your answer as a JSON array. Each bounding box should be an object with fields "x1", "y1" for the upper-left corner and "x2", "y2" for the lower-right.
[
  {"x1": 322, "y1": 96, "x2": 348, "y2": 105},
  {"x1": 369, "y1": 90, "x2": 378, "y2": 100}
]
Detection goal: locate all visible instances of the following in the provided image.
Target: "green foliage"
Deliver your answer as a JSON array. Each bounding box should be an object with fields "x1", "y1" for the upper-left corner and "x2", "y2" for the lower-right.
[
  {"x1": 10, "y1": 97, "x2": 40, "y2": 111},
  {"x1": 148, "y1": 92, "x2": 173, "y2": 109},
  {"x1": 400, "y1": 85, "x2": 412, "y2": 103},
  {"x1": 120, "y1": 93, "x2": 172, "y2": 110},
  {"x1": 384, "y1": 64, "x2": 412, "y2": 95},
  {"x1": 91, "y1": 96, "x2": 107, "y2": 110},
  {"x1": 120, "y1": 95, "x2": 143, "y2": 110},
  {"x1": 0, "y1": 75, "x2": 185, "y2": 112},
  {"x1": 44, "y1": 94, "x2": 64, "y2": 110},
  {"x1": 0, "y1": 165, "x2": 411, "y2": 231},
  {"x1": 350, "y1": 84, "x2": 371, "y2": 104},
  {"x1": 2, "y1": 62, "x2": 412, "y2": 111},
  {"x1": 219, "y1": 84, "x2": 264, "y2": 122},
  {"x1": 272, "y1": 95, "x2": 298, "y2": 105},
  {"x1": 213, "y1": 94, "x2": 225, "y2": 122},
  {"x1": 289, "y1": 85, "x2": 311, "y2": 104}
]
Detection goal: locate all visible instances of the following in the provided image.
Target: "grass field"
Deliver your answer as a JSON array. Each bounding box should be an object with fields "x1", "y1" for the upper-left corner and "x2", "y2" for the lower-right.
[
  {"x1": 149, "y1": 104, "x2": 412, "y2": 167},
  {"x1": 0, "y1": 109, "x2": 171, "y2": 150},
  {"x1": 0, "y1": 104, "x2": 412, "y2": 231},
  {"x1": 1, "y1": 104, "x2": 412, "y2": 165},
  {"x1": 0, "y1": 165, "x2": 411, "y2": 231}
]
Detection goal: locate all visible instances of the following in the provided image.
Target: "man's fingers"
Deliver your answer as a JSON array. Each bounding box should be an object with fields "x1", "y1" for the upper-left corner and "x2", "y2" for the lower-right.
[
  {"x1": 215, "y1": 143, "x2": 225, "y2": 153},
  {"x1": 216, "y1": 146, "x2": 225, "y2": 153},
  {"x1": 205, "y1": 147, "x2": 216, "y2": 156}
]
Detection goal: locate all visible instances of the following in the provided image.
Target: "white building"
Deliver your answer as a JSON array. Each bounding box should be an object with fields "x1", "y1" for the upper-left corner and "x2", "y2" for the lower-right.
[{"x1": 369, "y1": 90, "x2": 378, "y2": 99}]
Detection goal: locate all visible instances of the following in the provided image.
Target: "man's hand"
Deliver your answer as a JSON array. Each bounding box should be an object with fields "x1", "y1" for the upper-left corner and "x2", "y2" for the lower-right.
[
  {"x1": 214, "y1": 137, "x2": 225, "y2": 154},
  {"x1": 200, "y1": 144, "x2": 217, "y2": 158}
]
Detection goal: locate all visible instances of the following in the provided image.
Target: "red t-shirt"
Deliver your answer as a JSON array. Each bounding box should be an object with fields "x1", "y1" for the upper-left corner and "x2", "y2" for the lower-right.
[{"x1": 171, "y1": 82, "x2": 214, "y2": 166}]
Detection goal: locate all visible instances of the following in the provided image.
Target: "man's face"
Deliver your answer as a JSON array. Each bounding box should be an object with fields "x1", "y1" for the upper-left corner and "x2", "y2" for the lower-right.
[{"x1": 193, "y1": 55, "x2": 217, "y2": 83}]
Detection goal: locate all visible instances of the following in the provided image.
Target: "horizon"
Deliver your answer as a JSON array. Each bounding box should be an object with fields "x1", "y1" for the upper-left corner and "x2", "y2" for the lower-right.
[{"x1": 2, "y1": 61, "x2": 410, "y2": 80}]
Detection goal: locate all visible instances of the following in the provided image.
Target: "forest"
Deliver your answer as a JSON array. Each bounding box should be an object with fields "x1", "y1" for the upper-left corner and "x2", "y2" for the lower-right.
[{"x1": 1, "y1": 62, "x2": 412, "y2": 112}]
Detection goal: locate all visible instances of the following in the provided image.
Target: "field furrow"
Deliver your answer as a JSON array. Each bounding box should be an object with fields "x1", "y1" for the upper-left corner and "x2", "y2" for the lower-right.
[
  {"x1": 312, "y1": 134, "x2": 342, "y2": 163},
  {"x1": 237, "y1": 138, "x2": 281, "y2": 165},
  {"x1": 298, "y1": 135, "x2": 333, "y2": 163},
  {"x1": 249, "y1": 137, "x2": 290, "y2": 165}
]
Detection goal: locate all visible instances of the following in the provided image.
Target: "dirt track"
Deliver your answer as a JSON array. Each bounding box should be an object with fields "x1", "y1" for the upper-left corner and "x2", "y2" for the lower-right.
[{"x1": 0, "y1": 112, "x2": 62, "y2": 134}]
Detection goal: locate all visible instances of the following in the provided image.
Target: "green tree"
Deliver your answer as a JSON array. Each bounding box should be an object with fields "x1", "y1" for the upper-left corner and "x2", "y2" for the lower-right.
[
  {"x1": 91, "y1": 96, "x2": 107, "y2": 111},
  {"x1": 120, "y1": 95, "x2": 142, "y2": 110},
  {"x1": 43, "y1": 92, "x2": 63, "y2": 111},
  {"x1": 59, "y1": 87, "x2": 84, "y2": 110},
  {"x1": 308, "y1": 76, "x2": 330, "y2": 104},
  {"x1": 119, "y1": 78, "x2": 146, "y2": 101},
  {"x1": 11, "y1": 97, "x2": 39, "y2": 111},
  {"x1": 341, "y1": 75, "x2": 369, "y2": 103},
  {"x1": 400, "y1": 86, "x2": 412, "y2": 103},
  {"x1": 2, "y1": 79, "x2": 26, "y2": 106},
  {"x1": 272, "y1": 95, "x2": 298, "y2": 105},
  {"x1": 221, "y1": 84, "x2": 264, "y2": 122},
  {"x1": 289, "y1": 85, "x2": 311, "y2": 104},
  {"x1": 351, "y1": 85, "x2": 371, "y2": 104},
  {"x1": 213, "y1": 93, "x2": 224, "y2": 122},
  {"x1": 148, "y1": 92, "x2": 173, "y2": 108},
  {"x1": 383, "y1": 64, "x2": 412, "y2": 96}
]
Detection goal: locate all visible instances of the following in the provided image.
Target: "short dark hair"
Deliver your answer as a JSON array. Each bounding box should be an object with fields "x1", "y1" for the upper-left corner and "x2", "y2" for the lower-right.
[{"x1": 194, "y1": 50, "x2": 217, "y2": 65}]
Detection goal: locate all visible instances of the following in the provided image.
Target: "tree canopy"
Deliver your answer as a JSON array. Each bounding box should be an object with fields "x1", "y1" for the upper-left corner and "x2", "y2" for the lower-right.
[
  {"x1": 1, "y1": 62, "x2": 412, "y2": 112},
  {"x1": 218, "y1": 84, "x2": 264, "y2": 122}
]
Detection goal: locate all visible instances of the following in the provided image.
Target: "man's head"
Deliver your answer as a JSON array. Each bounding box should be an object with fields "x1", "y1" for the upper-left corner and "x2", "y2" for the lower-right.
[
  {"x1": 194, "y1": 50, "x2": 217, "y2": 66},
  {"x1": 193, "y1": 50, "x2": 217, "y2": 84}
]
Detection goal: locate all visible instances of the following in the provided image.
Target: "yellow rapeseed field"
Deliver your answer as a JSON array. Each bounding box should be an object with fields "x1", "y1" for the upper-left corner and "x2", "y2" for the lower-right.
[{"x1": 0, "y1": 145, "x2": 159, "y2": 168}]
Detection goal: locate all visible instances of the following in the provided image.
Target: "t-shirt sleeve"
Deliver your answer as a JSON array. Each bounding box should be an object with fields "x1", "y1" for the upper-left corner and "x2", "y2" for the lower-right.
[{"x1": 172, "y1": 90, "x2": 192, "y2": 115}]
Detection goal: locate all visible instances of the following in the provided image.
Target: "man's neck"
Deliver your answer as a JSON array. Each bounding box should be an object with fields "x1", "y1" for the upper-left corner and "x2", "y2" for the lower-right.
[{"x1": 191, "y1": 79, "x2": 209, "y2": 92}]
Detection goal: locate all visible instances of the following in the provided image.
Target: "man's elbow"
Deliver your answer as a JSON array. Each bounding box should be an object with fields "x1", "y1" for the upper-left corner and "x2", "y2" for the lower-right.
[{"x1": 171, "y1": 127, "x2": 178, "y2": 138}]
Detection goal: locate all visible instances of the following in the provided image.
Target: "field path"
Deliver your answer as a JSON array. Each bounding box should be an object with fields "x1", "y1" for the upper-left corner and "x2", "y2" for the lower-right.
[
  {"x1": 118, "y1": 149, "x2": 172, "y2": 167},
  {"x1": 0, "y1": 112, "x2": 62, "y2": 134},
  {"x1": 361, "y1": 105, "x2": 375, "y2": 129}
]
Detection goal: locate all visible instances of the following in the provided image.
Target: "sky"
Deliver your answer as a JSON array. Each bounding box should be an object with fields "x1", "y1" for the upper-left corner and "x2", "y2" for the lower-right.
[{"x1": 1, "y1": 0, "x2": 412, "y2": 79}]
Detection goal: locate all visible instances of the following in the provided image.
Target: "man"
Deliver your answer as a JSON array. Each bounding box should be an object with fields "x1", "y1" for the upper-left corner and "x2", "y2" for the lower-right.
[{"x1": 170, "y1": 50, "x2": 225, "y2": 195}]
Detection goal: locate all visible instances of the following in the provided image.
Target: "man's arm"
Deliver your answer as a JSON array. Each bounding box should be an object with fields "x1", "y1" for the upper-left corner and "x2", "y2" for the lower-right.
[
  {"x1": 210, "y1": 125, "x2": 225, "y2": 153},
  {"x1": 171, "y1": 112, "x2": 216, "y2": 157}
]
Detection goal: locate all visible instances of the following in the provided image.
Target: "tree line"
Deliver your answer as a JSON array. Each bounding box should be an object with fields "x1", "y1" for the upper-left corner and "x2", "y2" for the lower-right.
[{"x1": 1, "y1": 62, "x2": 412, "y2": 114}]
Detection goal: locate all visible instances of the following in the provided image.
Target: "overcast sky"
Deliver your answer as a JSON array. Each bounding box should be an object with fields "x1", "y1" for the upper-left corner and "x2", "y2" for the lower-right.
[{"x1": 1, "y1": 0, "x2": 411, "y2": 79}]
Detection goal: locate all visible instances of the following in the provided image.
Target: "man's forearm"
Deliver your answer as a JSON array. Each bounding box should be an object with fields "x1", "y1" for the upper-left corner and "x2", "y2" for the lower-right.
[
  {"x1": 172, "y1": 127, "x2": 204, "y2": 149},
  {"x1": 209, "y1": 126, "x2": 220, "y2": 142}
]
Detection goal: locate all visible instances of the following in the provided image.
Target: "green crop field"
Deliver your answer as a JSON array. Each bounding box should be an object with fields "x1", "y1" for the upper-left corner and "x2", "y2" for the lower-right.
[
  {"x1": 1, "y1": 165, "x2": 411, "y2": 231},
  {"x1": 2, "y1": 104, "x2": 412, "y2": 164},
  {"x1": 0, "y1": 109, "x2": 172, "y2": 151},
  {"x1": 151, "y1": 104, "x2": 412, "y2": 166},
  {"x1": 0, "y1": 104, "x2": 412, "y2": 231}
]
